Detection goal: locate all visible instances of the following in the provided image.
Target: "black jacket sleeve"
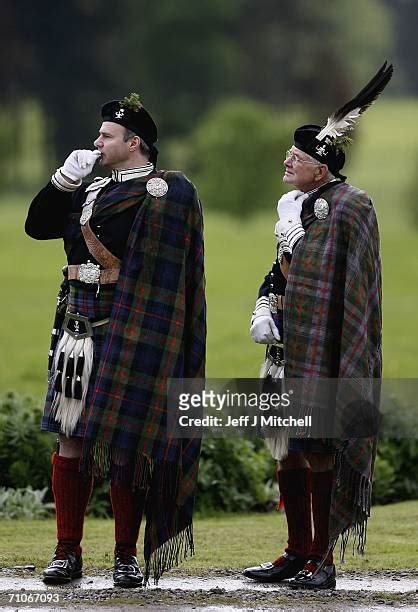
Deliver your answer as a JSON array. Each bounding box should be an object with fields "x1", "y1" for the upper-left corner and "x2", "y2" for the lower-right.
[
  {"x1": 25, "y1": 182, "x2": 78, "y2": 240},
  {"x1": 257, "y1": 253, "x2": 287, "y2": 298}
]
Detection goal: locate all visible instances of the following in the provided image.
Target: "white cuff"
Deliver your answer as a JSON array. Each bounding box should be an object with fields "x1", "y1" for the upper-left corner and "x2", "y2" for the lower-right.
[
  {"x1": 278, "y1": 237, "x2": 291, "y2": 263},
  {"x1": 251, "y1": 296, "x2": 271, "y2": 324},
  {"x1": 51, "y1": 169, "x2": 82, "y2": 192},
  {"x1": 285, "y1": 222, "x2": 305, "y2": 250}
]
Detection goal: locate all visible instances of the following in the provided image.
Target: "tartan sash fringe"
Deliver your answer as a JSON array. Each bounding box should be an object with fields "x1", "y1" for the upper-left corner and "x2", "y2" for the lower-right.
[
  {"x1": 82, "y1": 441, "x2": 190, "y2": 502},
  {"x1": 81, "y1": 441, "x2": 181, "y2": 503},
  {"x1": 331, "y1": 447, "x2": 372, "y2": 563},
  {"x1": 144, "y1": 523, "x2": 194, "y2": 585},
  {"x1": 338, "y1": 515, "x2": 369, "y2": 562},
  {"x1": 81, "y1": 441, "x2": 153, "y2": 490},
  {"x1": 82, "y1": 440, "x2": 181, "y2": 494}
]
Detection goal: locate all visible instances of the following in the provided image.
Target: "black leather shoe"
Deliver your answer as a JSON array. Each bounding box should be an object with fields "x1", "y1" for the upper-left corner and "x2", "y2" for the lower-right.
[
  {"x1": 113, "y1": 555, "x2": 143, "y2": 588},
  {"x1": 289, "y1": 560, "x2": 336, "y2": 589},
  {"x1": 243, "y1": 552, "x2": 306, "y2": 582},
  {"x1": 43, "y1": 547, "x2": 83, "y2": 584}
]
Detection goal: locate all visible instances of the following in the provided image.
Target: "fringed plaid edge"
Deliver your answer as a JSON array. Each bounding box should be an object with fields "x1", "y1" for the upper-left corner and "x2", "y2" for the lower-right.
[
  {"x1": 144, "y1": 522, "x2": 194, "y2": 585},
  {"x1": 81, "y1": 440, "x2": 182, "y2": 493},
  {"x1": 329, "y1": 444, "x2": 373, "y2": 565}
]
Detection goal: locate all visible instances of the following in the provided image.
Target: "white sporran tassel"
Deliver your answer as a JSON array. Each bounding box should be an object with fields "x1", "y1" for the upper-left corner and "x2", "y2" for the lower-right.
[
  {"x1": 260, "y1": 352, "x2": 289, "y2": 461},
  {"x1": 260, "y1": 358, "x2": 284, "y2": 380},
  {"x1": 51, "y1": 331, "x2": 94, "y2": 436},
  {"x1": 264, "y1": 431, "x2": 289, "y2": 462}
]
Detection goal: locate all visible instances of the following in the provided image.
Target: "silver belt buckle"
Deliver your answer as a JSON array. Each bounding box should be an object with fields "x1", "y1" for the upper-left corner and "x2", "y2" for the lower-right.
[
  {"x1": 78, "y1": 261, "x2": 101, "y2": 284},
  {"x1": 269, "y1": 293, "x2": 278, "y2": 313},
  {"x1": 63, "y1": 312, "x2": 93, "y2": 340},
  {"x1": 269, "y1": 293, "x2": 284, "y2": 312}
]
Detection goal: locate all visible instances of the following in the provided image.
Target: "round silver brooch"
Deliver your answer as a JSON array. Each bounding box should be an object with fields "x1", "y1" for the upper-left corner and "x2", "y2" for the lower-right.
[
  {"x1": 146, "y1": 177, "x2": 168, "y2": 198},
  {"x1": 314, "y1": 198, "x2": 329, "y2": 220}
]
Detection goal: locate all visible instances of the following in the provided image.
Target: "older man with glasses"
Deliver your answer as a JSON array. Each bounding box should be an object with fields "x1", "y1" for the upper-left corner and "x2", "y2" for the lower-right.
[{"x1": 245, "y1": 64, "x2": 393, "y2": 590}]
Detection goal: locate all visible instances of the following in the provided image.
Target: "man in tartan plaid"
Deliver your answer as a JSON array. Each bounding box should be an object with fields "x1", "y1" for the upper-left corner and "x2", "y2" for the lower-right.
[
  {"x1": 245, "y1": 64, "x2": 392, "y2": 589},
  {"x1": 26, "y1": 94, "x2": 205, "y2": 587}
]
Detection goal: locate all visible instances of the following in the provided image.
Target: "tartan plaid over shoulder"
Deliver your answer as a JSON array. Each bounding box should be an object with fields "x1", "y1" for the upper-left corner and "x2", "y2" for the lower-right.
[
  {"x1": 81, "y1": 170, "x2": 206, "y2": 583},
  {"x1": 285, "y1": 181, "x2": 382, "y2": 560}
]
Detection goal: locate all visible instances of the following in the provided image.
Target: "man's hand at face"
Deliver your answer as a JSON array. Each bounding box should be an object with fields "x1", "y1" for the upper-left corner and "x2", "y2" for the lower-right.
[{"x1": 60, "y1": 150, "x2": 102, "y2": 183}]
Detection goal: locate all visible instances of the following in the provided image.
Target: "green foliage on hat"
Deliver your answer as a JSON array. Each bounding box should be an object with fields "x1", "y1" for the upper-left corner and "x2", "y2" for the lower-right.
[
  {"x1": 334, "y1": 135, "x2": 353, "y2": 150},
  {"x1": 122, "y1": 92, "x2": 142, "y2": 112}
]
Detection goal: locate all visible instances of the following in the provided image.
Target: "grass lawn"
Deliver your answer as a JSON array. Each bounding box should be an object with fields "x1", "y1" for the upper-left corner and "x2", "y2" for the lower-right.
[{"x1": 1, "y1": 500, "x2": 417, "y2": 572}]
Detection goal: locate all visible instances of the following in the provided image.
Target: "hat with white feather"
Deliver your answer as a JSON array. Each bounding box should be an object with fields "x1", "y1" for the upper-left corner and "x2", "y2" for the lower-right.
[{"x1": 294, "y1": 62, "x2": 394, "y2": 178}]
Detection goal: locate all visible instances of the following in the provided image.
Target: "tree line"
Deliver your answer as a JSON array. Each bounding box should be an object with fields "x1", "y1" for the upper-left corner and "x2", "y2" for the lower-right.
[{"x1": 1, "y1": 0, "x2": 409, "y2": 166}]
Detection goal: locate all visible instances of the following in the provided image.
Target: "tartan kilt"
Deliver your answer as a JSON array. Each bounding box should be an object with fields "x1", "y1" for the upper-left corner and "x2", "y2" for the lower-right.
[{"x1": 41, "y1": 281, "x2": 115, "y2": 437}]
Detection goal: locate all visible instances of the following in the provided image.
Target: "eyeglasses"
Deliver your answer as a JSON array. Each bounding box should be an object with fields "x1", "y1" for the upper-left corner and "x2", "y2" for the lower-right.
[{"x1": 285, "y1": 149, "x2": 320, "y2": 165}]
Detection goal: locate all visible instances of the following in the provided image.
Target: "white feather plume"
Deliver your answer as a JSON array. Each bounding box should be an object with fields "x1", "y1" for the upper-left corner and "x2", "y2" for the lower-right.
[
  {"x1": 316, "y1": 108, "x2": 361, "y2": 141},
  {"x1": 315, "y1": 62, "x2": 393, "y2": 144}
]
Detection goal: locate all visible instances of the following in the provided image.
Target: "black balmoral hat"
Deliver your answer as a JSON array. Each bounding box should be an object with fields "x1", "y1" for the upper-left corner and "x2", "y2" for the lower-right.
[
  {"x1": 294, "y1": 124, "x2": 346, "y2": 178},
  {"x1": 101, "y1": 93, "x2": 158, "y2": 164},
  {"x1": 293, "y1": 62, "x2": 394, "y2": 179}
]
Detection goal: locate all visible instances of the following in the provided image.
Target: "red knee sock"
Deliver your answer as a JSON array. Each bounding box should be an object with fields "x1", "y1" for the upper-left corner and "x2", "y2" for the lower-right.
[
  {"x1": 110, "y1": 480, "x2": 146, "y2": 558},
  {"x1": 52, "y1": 452, "x2": 94, "y2": 557},
  {"x1": 309, "y1": 470, "x2": 334, "y2": 565},
  {"x1": 274, "y1": 467, "x2": 312, "y2": 561}
]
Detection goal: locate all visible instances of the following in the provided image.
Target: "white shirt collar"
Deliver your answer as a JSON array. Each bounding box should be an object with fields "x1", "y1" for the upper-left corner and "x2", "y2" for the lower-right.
[
  {"x1": 306, "y1": 178, "x2": 340, "y2": 196},
  {"x1": 111, "y1": 163, "x2": 154, "y2": 182}
]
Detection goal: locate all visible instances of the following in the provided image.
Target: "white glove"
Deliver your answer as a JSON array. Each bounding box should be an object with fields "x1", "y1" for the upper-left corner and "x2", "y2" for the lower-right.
[
  {"x1": 60, "y1": 149, "x2": 101, "y2": 182},
  {"x1": 250, "y1": 297, "x2": 281, "y2": 344},
  {"x1": 275, "y1": 190, "x2": 308, "y2": 252}
]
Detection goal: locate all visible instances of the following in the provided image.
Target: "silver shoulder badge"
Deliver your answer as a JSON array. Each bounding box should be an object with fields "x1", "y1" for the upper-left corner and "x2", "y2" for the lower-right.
[
  {"x1": 314, "y1": 198, "x2": 329, "y2": 220},
  {"x1": 146, "y1": 177, "x2": 168, "y2": 198}
]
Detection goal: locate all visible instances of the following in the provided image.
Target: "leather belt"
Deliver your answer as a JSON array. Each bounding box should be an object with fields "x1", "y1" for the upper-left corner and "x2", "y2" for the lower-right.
[{"x1": 67, "y1": 264, "x2": 119, "y2": 285}]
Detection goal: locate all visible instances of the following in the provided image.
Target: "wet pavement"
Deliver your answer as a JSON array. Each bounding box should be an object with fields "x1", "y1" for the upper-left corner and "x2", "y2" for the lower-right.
[
  {"x1": 1, "y1": 608, "x2": 417, "y2": 612},
  {"x1": 0, "y1": 568, "x2": 416, "y2": 610},
  {"x1": 0, "y1": 571, "x2": 416, "y2": 593}
]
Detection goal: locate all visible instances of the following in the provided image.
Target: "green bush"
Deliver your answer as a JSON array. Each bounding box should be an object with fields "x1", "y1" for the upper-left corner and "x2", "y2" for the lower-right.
[
  {"x1": 0, "y1": 487, "x2": 54, "y2": 519},
  {"x1": 373, "y1": 439, "x2": 418, "y2": 504},
  {"x1": 196, "y1": 438, "x2": 277, "y2": 513},
  {"x1": 0, "y1": 392, "x2": 55, "y2": 490},
  {"x1": 0, "y1": 392, "x2": 114, "y2": 518},
  {"x1": 87, "y1": 480, "x2": 112, "y2": 518},
  {"x1": 166, "y1": 98, "x2": 304, "y2": 217},
  {"x1": 372, "y1": 453, "x2": 396, "y2": 503}
]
